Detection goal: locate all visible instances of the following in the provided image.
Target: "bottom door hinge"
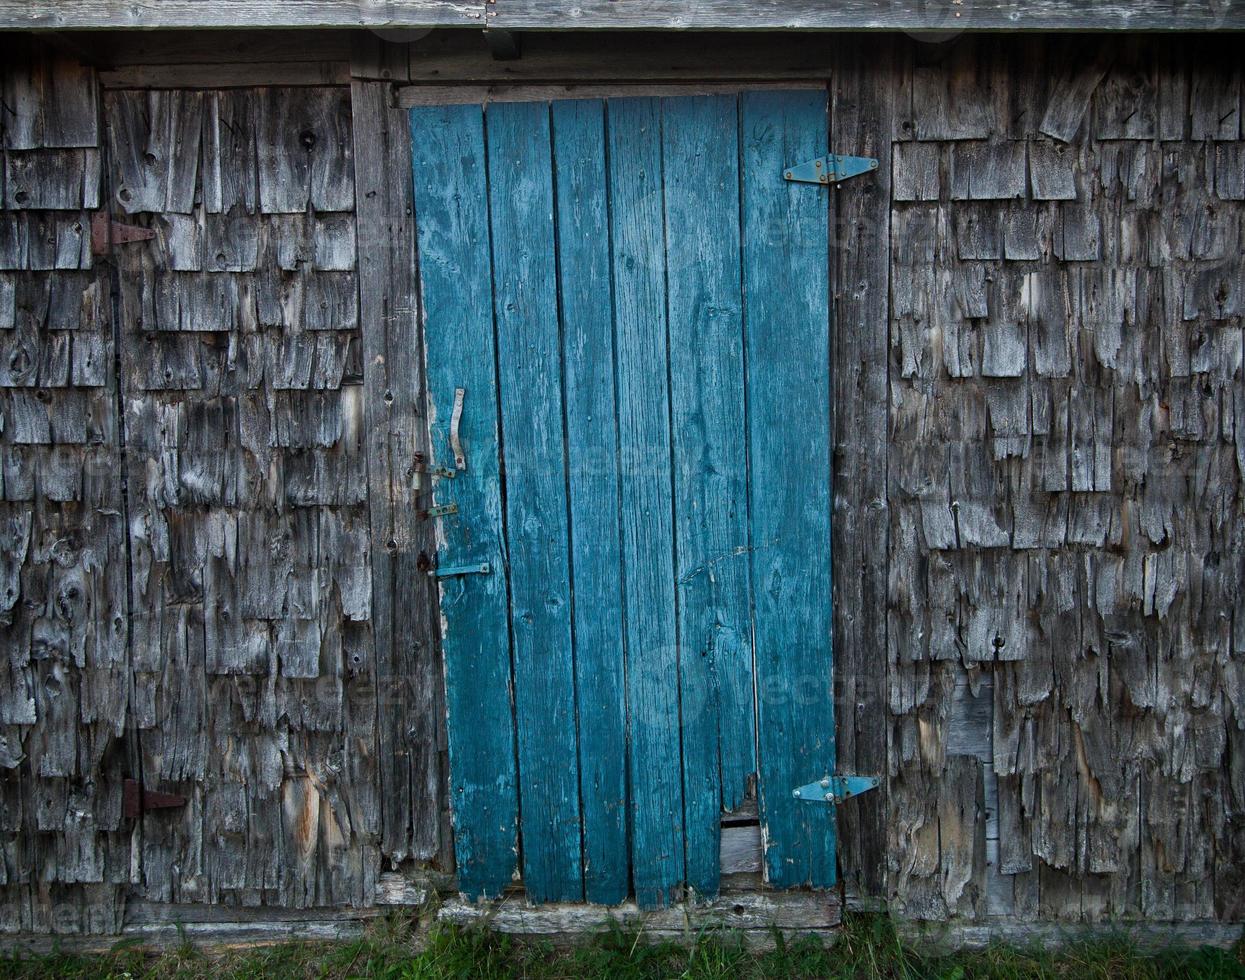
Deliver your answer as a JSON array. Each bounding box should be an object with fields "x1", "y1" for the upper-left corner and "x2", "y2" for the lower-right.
[{"x1": 792, "y1": 774, "x2": 880, "y2": 805}]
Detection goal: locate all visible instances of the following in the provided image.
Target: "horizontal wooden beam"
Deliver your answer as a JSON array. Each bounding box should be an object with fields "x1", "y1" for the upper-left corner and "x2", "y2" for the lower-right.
[
  {"x1": 398, "y1": 80, "x2": 823, "y2": 106},
  {"x1": 408, "y1": 30, "x2": 842, "y2": 82},
  {"x1": 437, "y1": 890, "x2": 842, "y2": 946},
  {"x1": 0, "y1": 1, "x2": 485, "y2": 31},
  {"x1": 486, "y1": 0, "x2": 1245, "y2": 30},
  {"x1": 3, "y1": 0, "x2": 1242, "y2": 31},
  {"x1": 99, "y1": 61, "x2": 350, "y2": 87}
]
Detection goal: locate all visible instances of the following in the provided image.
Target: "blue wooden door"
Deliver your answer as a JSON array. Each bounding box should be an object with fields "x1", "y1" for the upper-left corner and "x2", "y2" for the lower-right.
[{"x1": 411, "y1": 90, "x2": 835, "y2": 906}]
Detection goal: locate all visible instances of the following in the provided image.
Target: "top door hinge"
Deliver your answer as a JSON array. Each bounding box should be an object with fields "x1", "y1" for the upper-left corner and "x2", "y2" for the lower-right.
[
  {"x1": 793, "y1": 774, "x2": 880, "y2": 805},
  {"x1": 783, "y1": 155, "x2": 878, "y2": 185}
]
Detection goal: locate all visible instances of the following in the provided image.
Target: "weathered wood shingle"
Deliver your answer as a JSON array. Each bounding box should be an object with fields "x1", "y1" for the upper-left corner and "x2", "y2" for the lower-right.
[
  {"x1": 879, "y1": 33, "x2": 1244, "y2": 923},
  {"x1": 0, "y1": 38, "x2": 126, "y2": 936},
  {"x1": 107, "y1": 83, "x2": 376, "y2": 910}
]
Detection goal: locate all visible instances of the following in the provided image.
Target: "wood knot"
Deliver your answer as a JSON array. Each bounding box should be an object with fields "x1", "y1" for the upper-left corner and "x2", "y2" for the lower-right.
[{"x1": 299, "y1": 129, "x2": 317, "y2": 151}]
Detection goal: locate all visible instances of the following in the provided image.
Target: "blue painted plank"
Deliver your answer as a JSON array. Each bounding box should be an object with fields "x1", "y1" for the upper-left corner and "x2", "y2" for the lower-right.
[
  {"x1": 485, "y1": 100, "x2": 584, "y2": 903},
  {"x1": 550, "y1": 98, "x2": 629, "y2": 906},
  {"x1": 606, "y1": 97, "x2": 684, "y2": 907},
  {"x1": 409, "y1": 104, "x2": 518, "y2": 899},
  {"x1": 661, "y1": 94, "x2": 754, "y2": 899},
  {"x1": 740, "y1": 89, "x2": 836, "y2": 888}
]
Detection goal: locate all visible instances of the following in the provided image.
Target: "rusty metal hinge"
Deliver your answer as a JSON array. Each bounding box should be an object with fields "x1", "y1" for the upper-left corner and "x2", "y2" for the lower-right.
[
  {"x1": 123, "y1": 778, "x2": 187, "y2": 818},
  {"x1": 90, "y1": 212, "x2": 155, "y2": 256},
  {"x1": 419, "y1": 502, "x2": 459, "y2": 520}
]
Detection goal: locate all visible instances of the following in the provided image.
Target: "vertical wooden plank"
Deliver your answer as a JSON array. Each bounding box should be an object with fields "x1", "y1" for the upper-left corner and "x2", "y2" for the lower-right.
[
  {"x1": 606, "y1": 96, "x2": 684, "y2": 907},
  {"x1": 550, "y1": 98, "x2": 629, "y2": 906},
  {"x1": 661, "y1": 93, "x2": 752, "y2": 899},
  {"x1": 410, "y1": 103, "x2": 517, "y2": 899},
  {"x1": 831, "y1": 38, "x2": 894, "y2": 899},
  {"x1": 741, "y1": 89, "x2": 835, "y2": 888},
  {"x1": 351, "y1": 79, "x2": 446, "y2": 868},
  {"x1": 485, "y1": 100, "x2": 583, "y2": 903}
]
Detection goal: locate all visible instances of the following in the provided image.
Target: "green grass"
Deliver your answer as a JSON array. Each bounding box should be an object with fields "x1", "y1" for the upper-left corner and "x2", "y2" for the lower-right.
[{"x1": 2, "y1": 914, "x2": 1243, "y2": 980}]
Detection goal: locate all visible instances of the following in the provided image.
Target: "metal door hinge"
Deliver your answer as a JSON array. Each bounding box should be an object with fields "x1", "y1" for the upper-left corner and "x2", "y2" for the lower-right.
[
  {"x1": 783, "y1": 155, "x2": 878, "y2": 185},
  {"x1": 90, "y1": 212, "x2": 155, "y2": 256},
  {"x1": 792, "y1": 774, "x2": 880, "y2": 805},
  {"x1": 430, "y1": 561, "x2": 492, "y2": 578},
  {"x1": 419, "y1": 502, "x2": 459, "y2": 520},
  {"x1": 123, "y1": 778, "x2": 187, "y2": 818}
]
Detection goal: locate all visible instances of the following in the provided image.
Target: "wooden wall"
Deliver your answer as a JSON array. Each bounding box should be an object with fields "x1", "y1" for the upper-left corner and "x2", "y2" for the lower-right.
[
  {"x1": 0, "y1": 38, "x2": 128, "y2": 935},
  {"x1": 871, "y1": 34, "x2": 1245, "y2": 921},
  {"x1": 0, "y1": 37, "x2": 449, "y2": 935},
  {"x1": 0, "y1": 29, "x2": 1242, "y2": 934}
]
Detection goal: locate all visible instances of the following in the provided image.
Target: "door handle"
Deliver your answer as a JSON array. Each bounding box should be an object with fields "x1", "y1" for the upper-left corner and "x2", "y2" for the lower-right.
[{"x1": 450, "y1": 386, "x2": 467, "y2": 471}]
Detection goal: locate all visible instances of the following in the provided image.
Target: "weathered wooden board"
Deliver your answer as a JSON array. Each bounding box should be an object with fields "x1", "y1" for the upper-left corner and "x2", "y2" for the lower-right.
[
  {"x1": 0, "y1": 1, "x2": 484, "y2": 30},
  {"x1": 351, "y1": 77, "x2": 446, "y2": 867},
  {"x1": 740, "y1": 89, "x2": 836, "y2": 889},
  {"x1": 485, "y1": 0, "x2": 1245, "y2": 30},
  {"x1": 663, "y1": 93, "x2": 753, "y2": 899},
  {"x1": 437, "y1": 889, "x2": 841, "y2": 938},
  {"x1": 486, "y1": 101, "x2": 583, "y2": 903},
  {"x1": 409, "y1": 103, "x2": 518, "y2": 899},
  {"x1": 10, "y1": 0, "x2": 1239, "y2": 31},
  {"x1": 82, "y1": 29, "x2": 353, "y2": 66},
  {"x1": 100, "y1": 62, "x2": 350, "y2": 89},
  {"x1": 398, "y1": 82, "x2": 824, "y2": 107},
  {"x1": 550, "y1": 98, "x2": 628, "y2": 906},
  {"x1": 408, "y1": 31, "x2": 842, "y2": 82},
  {"x1": 606, "y1": 96, "x2": 686, "y2": 908},
  {"x1": 830, "y1": 35, "x2": 893, "y2": 900}
]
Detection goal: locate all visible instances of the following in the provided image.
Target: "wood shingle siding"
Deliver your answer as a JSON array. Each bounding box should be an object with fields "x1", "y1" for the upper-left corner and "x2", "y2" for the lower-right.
[
  {"x1": 0, "y1": 37, "x2": 126, "y2": 936},
  {"x1": 878, "y1": 34, "x2": 1245, "y2": 921},
  {"x1": 108, "y1": 83, "x2": 390, "y2": 910},
  {"x1": 0, "y1": 29, "x2": 1242, "y2": 936}
]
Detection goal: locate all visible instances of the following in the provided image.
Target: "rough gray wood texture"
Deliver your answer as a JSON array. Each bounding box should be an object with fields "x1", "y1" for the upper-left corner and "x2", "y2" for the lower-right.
[
  {"x1": 0, "y1": 37, "x2": 126, "y2": 937},
  {"x1": 486, "y1": 0, "x2": 1245, "y2": 30},
  {"x1": 4, "y1": 0, "x2": 1244, "y2": 31},
  {"x1": 106, "y1": 83, "x2": 384, "y2": 913},
  {"x1": 349, "y1": 75, "x2": 448, "y2": 869},
  {"x1": 884, "y1": 33, "x2": 1244, "y2": 922},
  {"x1": 0, "y1": 1, "x2": 485, "y2": 31},
  {"x1": 830, "y1": 34, "x2": 894, "y2": 903}
]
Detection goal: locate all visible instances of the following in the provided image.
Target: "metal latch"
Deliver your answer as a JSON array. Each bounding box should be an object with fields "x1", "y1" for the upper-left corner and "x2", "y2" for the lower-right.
[
  {"x1": 413, "y1": 452, "x2": 456, "y2": 492},
  {"x1": 783, "y1": 155, "x2": 878, "y2": 185},
  {"x1": 793, "y1": 774, "x2": 880, "y2": 804},
  {"x1": 123, "y1": 778, "x2": 187, "y2": 818},
  {"x1": 419, "y1": 502, "x2": 458, "y2": 520},
  {"x1": 430, "y1": 561, "x2": 491, "y2": 578},
  {"x1": 90, "y1": 212, "x2": 156, "y2": 256}
]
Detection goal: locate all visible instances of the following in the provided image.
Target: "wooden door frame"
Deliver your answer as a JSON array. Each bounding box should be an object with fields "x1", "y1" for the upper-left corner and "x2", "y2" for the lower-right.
[{"x1": 352, "y1": 37, "x2": 892, "y2": 901}]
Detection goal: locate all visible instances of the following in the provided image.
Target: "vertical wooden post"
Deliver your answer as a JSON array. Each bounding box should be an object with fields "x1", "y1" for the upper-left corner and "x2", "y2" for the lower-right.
[
  {"x1": 831, "y1": 36, "x2": 894, "y2": 900},
  {"x1": 349, "y1": 72, "x2": 449, "y2": 867}
]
